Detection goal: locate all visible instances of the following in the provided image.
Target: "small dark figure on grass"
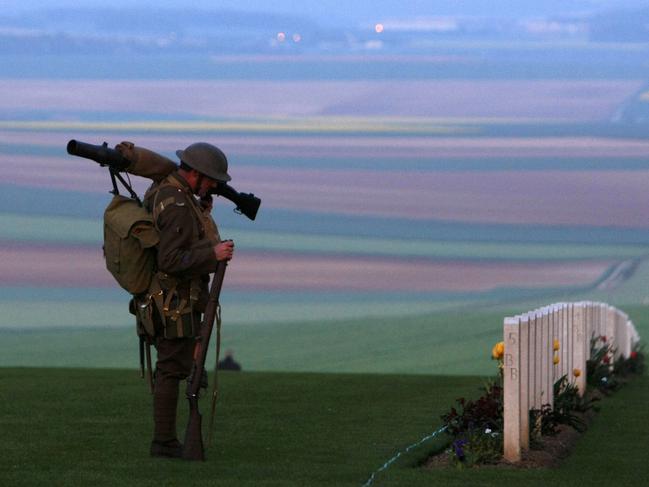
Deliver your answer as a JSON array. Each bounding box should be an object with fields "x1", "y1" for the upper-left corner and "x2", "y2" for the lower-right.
[{"x1": 218, "y1": 349, "x2": 242, "y2": 371}]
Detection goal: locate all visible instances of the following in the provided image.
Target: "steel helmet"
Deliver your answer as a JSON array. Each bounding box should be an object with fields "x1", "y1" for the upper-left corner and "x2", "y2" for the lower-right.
[{"x1": 176, "y1": 142, "x2": 231, "y2": 182}]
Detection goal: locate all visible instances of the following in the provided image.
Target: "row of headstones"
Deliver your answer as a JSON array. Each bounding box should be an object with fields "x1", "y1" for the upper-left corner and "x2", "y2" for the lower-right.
[{"x1": 502, "y1": 301, "x2": 640, "y2": 462}]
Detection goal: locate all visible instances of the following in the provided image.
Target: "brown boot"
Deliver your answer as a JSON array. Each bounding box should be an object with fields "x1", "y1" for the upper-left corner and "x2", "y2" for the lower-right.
[
  {"x1": 150, "y1": 439, "x2": 183, "y2": 458},
  {"x1": 152, "y1": 376, "x2": 180, "y2": 457}
]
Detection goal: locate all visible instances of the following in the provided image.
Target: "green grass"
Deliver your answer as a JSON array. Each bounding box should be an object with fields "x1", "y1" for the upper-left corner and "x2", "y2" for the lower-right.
[
  {"x1": 0, "y1": 309, "x2": 520, "y2": 374},
  {"x1": 3, "y1": 288, "x2": 474, "y2": 329},
  {"x1": 2, "y1": 305, "x2": 647, "y2": 375},
  {"x1": 0, "y1": 310, "x2": 532, "y2": 375},
  {"x1": 0, "y1": 368, "x2": 474, "y2": 487},
  {"x1": 0, "y1": 368, "x2": 647, "y2": 487},
  {"x1": 575, "y1": 259, "x2": 649, "y2": 306},
  {"x1": 380, "y1": 375, "x2": 649, "y2": 487}
]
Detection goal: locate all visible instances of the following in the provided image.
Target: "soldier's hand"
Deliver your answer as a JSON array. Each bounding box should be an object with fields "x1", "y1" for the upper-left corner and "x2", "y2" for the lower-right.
[
  {"x1": 115, "y1": 141, "x2": 138, "y2": 163},
  {"x1": 200, "y1": 195, "x2": 213, "y2": 212},
  {"x1": 214, "y1": 240, "x2": 234, "y2": 261}
]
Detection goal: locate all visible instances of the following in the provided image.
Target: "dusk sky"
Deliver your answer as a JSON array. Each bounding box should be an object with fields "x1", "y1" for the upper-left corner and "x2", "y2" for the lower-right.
[{"x1": 3, "y1": 1, "x2": 647, "y2": 26}]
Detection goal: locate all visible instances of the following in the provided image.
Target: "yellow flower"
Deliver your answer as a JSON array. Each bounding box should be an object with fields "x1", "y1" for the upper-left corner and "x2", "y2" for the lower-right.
[
  {"x1": 553, "y1": 355, "x2": 560, "y2": 365},
  {"x1": 553, "y1": 339, "x2": 560, "y2": 351},
  {"x1": 573, "y1": 368, "x2": 581, "y2": 377},
  {"x1": 492, "y1": 341, "x2": 505, "y2": 360}
]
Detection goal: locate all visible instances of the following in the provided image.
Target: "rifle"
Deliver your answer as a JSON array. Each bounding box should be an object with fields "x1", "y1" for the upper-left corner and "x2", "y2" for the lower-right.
[
  {"x1": 66, "y1": 139, "x2": 140, "y2": 200},
  {"x1": 67, "y1": 139, "x2": 261, "y2": 220},
  {"x1": 182, "y1": 258, "x2": 228, "y2": 461},
  {"x1": 207, "y1": 182, "x2": 261, "y2": 221}
]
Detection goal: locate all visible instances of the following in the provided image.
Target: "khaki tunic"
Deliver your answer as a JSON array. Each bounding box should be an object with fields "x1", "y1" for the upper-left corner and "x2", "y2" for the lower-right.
[{"x1": 144, "y1": 172, "x2": 220, "y2": 337}]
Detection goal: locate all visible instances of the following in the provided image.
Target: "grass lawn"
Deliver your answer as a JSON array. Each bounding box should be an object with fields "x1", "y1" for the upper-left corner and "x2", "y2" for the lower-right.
[
  {"x1": 0, "y1": 309, "x2": 515, "y2": 374},
  {"x1": 1, "y1": 305, "x2": 647, "y2": 376},
  {"x1": 0, "y1": 368, "x2": 647, "y2": 487}
]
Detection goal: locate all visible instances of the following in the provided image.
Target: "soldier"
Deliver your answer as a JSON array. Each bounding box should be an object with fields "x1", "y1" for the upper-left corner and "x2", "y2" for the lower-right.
[{"x1": 119, "y1": 141, "x2": 235, "y2": 458}]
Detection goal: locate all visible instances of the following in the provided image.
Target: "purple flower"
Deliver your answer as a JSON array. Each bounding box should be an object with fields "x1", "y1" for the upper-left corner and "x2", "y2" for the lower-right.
[{"x1": 453, "y1": 438, "x2": 468, "y2": 460}]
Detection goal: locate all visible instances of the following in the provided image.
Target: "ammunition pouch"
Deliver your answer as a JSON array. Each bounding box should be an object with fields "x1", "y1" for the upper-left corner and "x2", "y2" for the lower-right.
[
  {"x1": 133, "y1": 298, "x2": 156, "y2": 337},
  {"x1": 134, "y1": 272, "x2": 202, "y2": 339},
  {"x1": 132, "y1": 276, "x2": 165, "y2": 338},
  {"x1": 162, "y1": 286, "x2": 192, "y2": 338}
]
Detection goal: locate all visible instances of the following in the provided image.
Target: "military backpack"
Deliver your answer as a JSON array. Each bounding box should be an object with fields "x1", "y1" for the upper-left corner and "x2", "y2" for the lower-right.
[{"x1": 103, "y1": 194, "x2": 159, "y2": 295}]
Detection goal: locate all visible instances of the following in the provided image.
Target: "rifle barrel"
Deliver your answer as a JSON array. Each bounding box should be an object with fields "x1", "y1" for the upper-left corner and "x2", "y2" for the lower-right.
[{"x1": 66, "y1": 139, "x2": 130, "y2": 170}]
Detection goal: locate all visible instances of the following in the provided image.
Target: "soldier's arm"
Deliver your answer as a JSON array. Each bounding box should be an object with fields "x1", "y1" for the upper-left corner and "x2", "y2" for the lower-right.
[{"x1": 156, "y1": 202, "x2": 219, "y2": 277}]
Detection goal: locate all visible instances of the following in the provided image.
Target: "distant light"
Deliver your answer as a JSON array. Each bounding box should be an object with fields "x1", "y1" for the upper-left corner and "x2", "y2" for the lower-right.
[
  {"x1": 292, "y1": 33, "x2": 302, "y2": 43},
  {"x1": 365, "y1": 40, "x2": 383, "y2": 50},
  {"x1": 277, "y1": 32, "x2": 286, "y2": 42},
  {"x1": 375, "y1": 23, "x2": 384, "y2": 34}
]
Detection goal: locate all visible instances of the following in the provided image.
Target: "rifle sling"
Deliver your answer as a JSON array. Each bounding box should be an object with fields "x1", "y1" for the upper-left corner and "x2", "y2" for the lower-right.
[{"x1": 208, "y1": 303, "x2": 222, "y2": 446}]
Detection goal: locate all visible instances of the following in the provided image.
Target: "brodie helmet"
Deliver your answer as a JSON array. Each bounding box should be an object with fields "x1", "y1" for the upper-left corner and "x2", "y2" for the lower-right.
[{"x1": 176, "y1": 142, "x2": 231, "y2": 182}]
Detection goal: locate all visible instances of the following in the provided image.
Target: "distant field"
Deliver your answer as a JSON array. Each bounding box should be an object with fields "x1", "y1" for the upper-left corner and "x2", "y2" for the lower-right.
[
  {"x1": 3, "y1": 123, "x2": 649, "y2": 336},
  {"x1": 1, "y1": 73, "x2": 649, "y2": 368},
  {"x1": 2, "y1": 54, "x2": 648, "y2": 487},
  {"x1": 5, "y1": 133, "x2": 649, "y2": 227},
  {"x1": 7, "y1": 127, "x2": 649, "y2": 158},
  {"x1": 1, "y1": 304, "x2": 646, "y2": 373},
  {"x1": 234, "y1": 166, "x2": 649, "y2": 226},
  {"x1": 6, "y1": 213, "x2": 648, "y2": 261},
  {"x1": 0, "y1": 244, "x2": 616, "y2": 291},
  {"x1": 4, "y1": 46, "x2": 649, "y2": 81},
  {"x1": 0, "y1": 79, "x2": 642, "y2": 121}
]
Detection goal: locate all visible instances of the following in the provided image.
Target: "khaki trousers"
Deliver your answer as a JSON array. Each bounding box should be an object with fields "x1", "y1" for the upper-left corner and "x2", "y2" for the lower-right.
[{"x1": 152, "y1": 335, "x2": 194, "y2": 444}]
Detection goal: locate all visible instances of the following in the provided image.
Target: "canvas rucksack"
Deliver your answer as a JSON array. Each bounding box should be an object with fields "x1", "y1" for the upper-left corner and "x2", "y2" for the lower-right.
[
  {"x1": 103, "y1": 194, "x2": 159, "y2": 295},
  {"x1": 100, "y1": 146, "x2": 176, "y2": 296},
  {"x1": 102, "y1": 175, "x2": 212, "y2": 298}
]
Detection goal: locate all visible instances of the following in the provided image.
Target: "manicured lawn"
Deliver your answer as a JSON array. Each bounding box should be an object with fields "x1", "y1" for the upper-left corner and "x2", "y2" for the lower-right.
[
  {"x1": 379, "y1": 374, "x2": 649, "y2": 486},
  {"x1": 1, "y1": 306, "x2": 647, "y2": 377},
  {"x1": 0, "y1": 368, "x2": 474, "y2": 487},
  {"x1": 0, "y1": 368, "x2": 646, "y2": 487},
  {"x1": 0, "y1": 309, "x2": 512, "y2": 374}
]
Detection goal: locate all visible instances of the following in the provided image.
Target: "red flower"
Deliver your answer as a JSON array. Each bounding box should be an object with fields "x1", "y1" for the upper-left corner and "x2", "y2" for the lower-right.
[
  {"x1": 600, "y1": 335, "x2": 607, "y2": 343},
  {"x1": 603, "y1": 355, "x2": 610, "y2": 364},
  {"x1": 631, "y1": 351, "x2": 638, "y2": 360}
]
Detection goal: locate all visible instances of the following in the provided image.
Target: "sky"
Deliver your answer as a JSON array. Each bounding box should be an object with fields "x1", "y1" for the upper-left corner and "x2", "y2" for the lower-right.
[{"x1": 3, "y1": 1, "x2": 647, "y2": 27}]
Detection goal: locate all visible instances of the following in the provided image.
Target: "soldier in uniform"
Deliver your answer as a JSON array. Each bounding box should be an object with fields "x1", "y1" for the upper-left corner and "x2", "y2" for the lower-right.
[{"x1": 118, "y1": 141, "x2": 235, "y2": 458}]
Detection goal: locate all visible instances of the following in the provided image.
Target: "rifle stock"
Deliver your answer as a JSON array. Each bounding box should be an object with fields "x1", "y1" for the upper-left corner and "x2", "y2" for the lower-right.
[
  {"x1": 182, "y1": 397, "x2": 205, "y2": 461},
  {"x1": 181, "y1": 259, "x2": 228, "y2": 461}
]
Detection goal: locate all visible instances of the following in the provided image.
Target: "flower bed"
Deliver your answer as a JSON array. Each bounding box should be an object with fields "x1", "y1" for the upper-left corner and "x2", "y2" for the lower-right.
[{"x1": 426, "y1": 337, "x2": 645, "y2": 469}]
